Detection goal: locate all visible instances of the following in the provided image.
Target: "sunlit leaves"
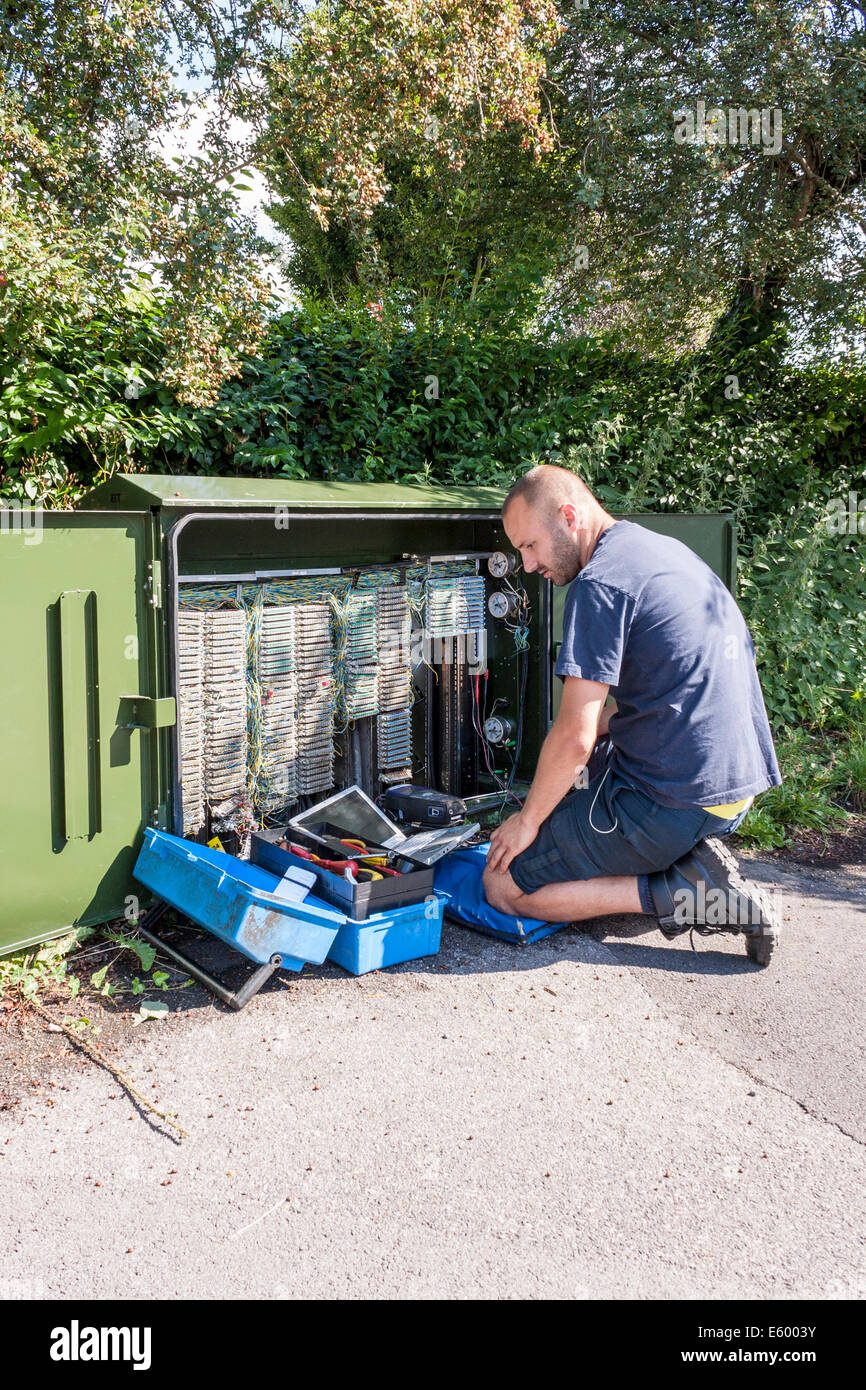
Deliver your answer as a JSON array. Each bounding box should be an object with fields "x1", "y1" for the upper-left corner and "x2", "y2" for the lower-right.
[
  {"x1": 0, "y1": 1, "x2": 285, "y2": 407},
  {"x1": 262, "y1": 1, "x2": 560, "y2": 239}
]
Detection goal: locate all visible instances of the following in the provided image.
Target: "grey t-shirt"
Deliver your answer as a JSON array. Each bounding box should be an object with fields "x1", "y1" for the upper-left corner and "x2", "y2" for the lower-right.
[{"x1": 554, "y1": 520, "x2": 781, "y2": 809}]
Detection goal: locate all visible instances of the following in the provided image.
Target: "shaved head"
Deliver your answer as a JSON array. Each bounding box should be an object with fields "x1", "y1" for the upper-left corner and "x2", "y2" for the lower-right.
[
  {"x1": 502, "y1": 465, "x2": 598, "y2": 525},
  {"x1": 501, "y1": 465, "x2": 614, "y2": 585}
]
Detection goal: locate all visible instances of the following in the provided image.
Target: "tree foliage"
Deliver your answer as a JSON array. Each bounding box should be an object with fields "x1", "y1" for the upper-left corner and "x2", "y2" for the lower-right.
[
  {"x1": 549, "y1": 0, "x2": 866, "y2": 354},
  {"x1": 0, "y1": 0, "x2": 282, "y2": 406},
  {"x1": 261, "y1": 0, "x2": 566, "y2": 307},
  {"x1": 263, "y1": 1, "x2": 866, "y2": 356}
]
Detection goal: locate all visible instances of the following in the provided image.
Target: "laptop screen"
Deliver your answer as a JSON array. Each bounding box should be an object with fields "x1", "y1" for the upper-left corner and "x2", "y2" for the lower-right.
[{"x1": 288, "y1": 786, "x2": 406, "y2": 851}]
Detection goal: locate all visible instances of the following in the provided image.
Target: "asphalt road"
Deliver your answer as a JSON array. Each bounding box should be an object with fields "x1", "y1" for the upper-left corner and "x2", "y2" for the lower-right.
[{"x1": 1, "y1": 853, "x2": 863, "y2": 1301}]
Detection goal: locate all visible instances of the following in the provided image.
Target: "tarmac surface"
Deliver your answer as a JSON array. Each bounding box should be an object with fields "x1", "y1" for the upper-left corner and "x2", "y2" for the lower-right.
[{"x1": 1, "y1": 851, "x2": 864, "y2": 1301}]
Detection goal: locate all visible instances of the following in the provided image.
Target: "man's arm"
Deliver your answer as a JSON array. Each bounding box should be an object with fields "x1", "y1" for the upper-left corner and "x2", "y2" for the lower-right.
[{"x1": 486, "y1": 676, "x2": 609, "y2": 874}]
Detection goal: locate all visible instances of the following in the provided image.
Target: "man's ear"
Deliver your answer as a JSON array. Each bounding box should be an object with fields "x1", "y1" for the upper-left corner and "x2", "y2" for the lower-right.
[{"x1": 560, "y1": 501, "x2": 582, "y2": 533}]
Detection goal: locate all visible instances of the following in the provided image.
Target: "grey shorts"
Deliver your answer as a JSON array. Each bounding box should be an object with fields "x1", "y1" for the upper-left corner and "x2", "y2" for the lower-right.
[{"x1": 509, "y1": 762, "x2": 748, "y2": 897}]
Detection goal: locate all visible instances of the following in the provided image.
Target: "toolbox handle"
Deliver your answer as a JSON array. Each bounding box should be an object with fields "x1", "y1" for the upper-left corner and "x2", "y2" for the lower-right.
[{"x1": 59, "y1": 589, "x2": 100, "y2": 841}]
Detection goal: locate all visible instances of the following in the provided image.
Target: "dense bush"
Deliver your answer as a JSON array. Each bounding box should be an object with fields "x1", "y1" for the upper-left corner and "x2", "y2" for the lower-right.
[{"x1": 2, "y1": 296, "x2": 864, "y2": 802}]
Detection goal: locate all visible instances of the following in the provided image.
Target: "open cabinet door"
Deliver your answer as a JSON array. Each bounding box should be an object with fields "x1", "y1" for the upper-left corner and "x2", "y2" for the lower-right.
[{"x1": 0, "y1": 511, "x2": 172, "y2": 954}]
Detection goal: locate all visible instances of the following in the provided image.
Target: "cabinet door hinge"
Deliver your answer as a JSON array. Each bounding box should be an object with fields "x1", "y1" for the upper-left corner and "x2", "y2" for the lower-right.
[{"x1": 145, "y1": 559, "x2": 162, "y2": 608}]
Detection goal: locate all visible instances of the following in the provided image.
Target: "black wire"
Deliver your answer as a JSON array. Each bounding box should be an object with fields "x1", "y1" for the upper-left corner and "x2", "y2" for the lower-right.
[
  {"x1": 472, "y1": 674, "x2": 521, "y2": 816},
  {"x1": 505, "y1": 645, "x2": 529, "y2": 795},
  {"x1": 426, "y1": 660, "x2": 436, "y2": 789}
]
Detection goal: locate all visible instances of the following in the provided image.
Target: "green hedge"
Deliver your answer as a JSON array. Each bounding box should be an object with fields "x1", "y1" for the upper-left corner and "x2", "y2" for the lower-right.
[{"x1": 2, "y1": 298, "x2": 864, "y2": 736}]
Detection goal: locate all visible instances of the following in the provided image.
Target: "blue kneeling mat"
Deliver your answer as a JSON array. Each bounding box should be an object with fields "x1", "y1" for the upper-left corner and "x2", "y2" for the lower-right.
[{"x1": 433, "y1": 842, "x2": 568, "y2": 944}]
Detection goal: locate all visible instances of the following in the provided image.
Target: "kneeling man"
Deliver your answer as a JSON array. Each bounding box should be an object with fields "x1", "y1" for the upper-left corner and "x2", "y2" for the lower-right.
[{"x1": 484, "y1": 465, "x2": 782, "y2": 964}]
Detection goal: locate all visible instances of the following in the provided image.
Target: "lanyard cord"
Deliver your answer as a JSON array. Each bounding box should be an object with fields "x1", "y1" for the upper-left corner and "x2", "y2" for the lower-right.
[{"x1": 588, "y1": 766, "x2": 619, "y2": 834}]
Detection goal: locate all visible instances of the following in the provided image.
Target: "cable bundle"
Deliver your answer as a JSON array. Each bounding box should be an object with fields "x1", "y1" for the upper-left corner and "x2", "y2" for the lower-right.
[
  {"x1": 174, "y1": 562, "x2": 487, "y2": 827},
  {"x1": 424, "y1": 574, "x2": 486, "y2": 638},
  {"x1": 294, "y1": 602, "x2": 335, "y2": 794},
  {"x1": 343, "y1": 590, "x2": 379, "y2": 721},
  {"x1": 377, "y1": 708, "x2": 413, "y2": 775},
  {"x1": 376, "y1": 586, "x2": 413, "y2": 778},
  {"x1": 377, "y1": 587, "x2": 413, "y2": 713},
  {"x1": 257, "y1": 603, "x2": 299, "y2": 813},
  {"x1": 176, "y1": 610, "x2": 205, "y2": 835},
  {"x1": 179, "y1": 585, "x2": 240, "y2": 610},
  {"x1": 202, "y1": 608, "x2": 248, "y2": 824}
]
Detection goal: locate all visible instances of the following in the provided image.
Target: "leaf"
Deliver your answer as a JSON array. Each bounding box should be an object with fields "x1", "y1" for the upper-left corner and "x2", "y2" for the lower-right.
[
  {"x1": 90, "y1": 964, "x2": 108, "y2": 989},
  {"x1": 126, "y1": 940, "x2": 157, "y2": 972},
  {"x1": 132, "y1": 1000, "x2": 169, "y2": 1025}
]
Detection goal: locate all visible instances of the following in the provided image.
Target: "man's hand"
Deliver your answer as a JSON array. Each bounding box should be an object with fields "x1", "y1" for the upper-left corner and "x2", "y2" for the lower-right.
[{"x1": 487, "y1": 810, "x2": 540, "y2": 875}]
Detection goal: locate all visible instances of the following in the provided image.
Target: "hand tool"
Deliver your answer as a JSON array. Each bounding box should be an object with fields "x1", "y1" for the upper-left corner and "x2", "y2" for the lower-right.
[{"x1": 339, "y1": 838, "x2": 402, "y2": 876}]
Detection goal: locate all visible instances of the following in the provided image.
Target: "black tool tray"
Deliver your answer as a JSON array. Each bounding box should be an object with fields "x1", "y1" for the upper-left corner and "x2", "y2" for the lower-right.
[{"x1": 250, "y1": 827, "x2": 436, "y2": 922}]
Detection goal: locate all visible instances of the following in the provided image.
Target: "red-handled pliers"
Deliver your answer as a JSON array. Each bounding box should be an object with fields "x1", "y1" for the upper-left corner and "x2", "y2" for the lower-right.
[
  {"x1": 338, "y1": 839, "x2": 402, "y2": 877},
  {"x1": 287, "y1": 843, "x2": 361, "y2": 878}
]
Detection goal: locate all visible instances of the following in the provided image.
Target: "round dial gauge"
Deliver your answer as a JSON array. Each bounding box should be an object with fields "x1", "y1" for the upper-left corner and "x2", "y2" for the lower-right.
[
  {"x1": 488, "y1": 590, "x2": 515, "y2": 619},
  {"x1": 487, "y1": 551, "x2": 514, "y2": 579},
  {"x1": 483, "y1": 715, "x2": 515, "y2": 744}
]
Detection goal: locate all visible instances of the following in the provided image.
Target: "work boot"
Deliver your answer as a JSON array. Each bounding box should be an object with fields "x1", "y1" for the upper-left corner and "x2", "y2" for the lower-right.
[{"x1": 646, "y1": 836, "x2": 780, "y2": 967}]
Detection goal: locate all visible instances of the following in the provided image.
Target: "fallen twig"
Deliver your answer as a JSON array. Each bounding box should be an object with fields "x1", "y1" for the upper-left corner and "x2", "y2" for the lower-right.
[{"x1": 20, "y1": 993, "x2": 189, "y2": 1140}]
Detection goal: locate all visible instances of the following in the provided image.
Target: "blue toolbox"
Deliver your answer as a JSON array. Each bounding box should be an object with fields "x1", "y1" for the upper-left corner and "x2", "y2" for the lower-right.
[
  {"x1": 250, "y1": 831, "x2": 443, "y2": 974},
  {"x1": 132, "y1": 828, "x2": 444, "y2": 1004},
  {"x1": 327, "y1": 897, "x2": 443, "y2": 976},
  {"x1": 250, "y1": 828, "x2": 435, "y2": 922},
  {"x1": 133, "y1": 828, "x2": 345, "y2": 969}
]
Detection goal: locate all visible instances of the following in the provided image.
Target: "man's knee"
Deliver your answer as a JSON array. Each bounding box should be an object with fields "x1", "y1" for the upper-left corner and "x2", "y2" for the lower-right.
[{"x1": 482, "y1": 864, "x2": 525, "y2": 914}]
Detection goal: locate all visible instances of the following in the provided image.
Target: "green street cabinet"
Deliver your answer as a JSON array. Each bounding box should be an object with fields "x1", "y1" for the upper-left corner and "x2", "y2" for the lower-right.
[{"x1": 0, "y1": 474, "x2": 736, "y2": 956}]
